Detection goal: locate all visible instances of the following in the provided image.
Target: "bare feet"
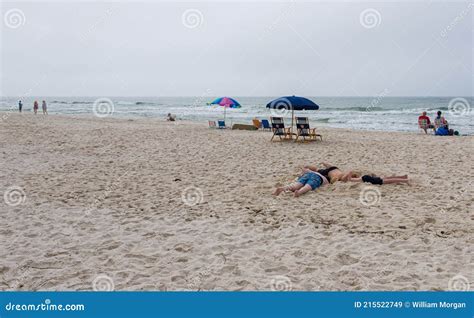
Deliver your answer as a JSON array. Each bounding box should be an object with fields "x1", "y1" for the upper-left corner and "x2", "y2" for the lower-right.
[
  {"x1": 294, "y1": 191, "x2": 300, "y2": 197},
  {"x1": 273, "y1": 187, "x2": 284, "y2": 196}
]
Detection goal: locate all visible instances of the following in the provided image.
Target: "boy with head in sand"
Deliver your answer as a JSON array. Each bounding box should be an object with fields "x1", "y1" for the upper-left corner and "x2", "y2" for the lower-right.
[
  {"x1": 302, "y1": 162, "x2": 350, "y2": 184},
  {"x1": 273, "y1": 167, "x2": 329, "y2": 197}
]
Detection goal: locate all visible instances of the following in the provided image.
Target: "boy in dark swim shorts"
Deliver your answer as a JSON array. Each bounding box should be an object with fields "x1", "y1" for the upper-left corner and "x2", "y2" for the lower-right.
[
  {"x1": 347, "y1": 174, "x2": 409, "y2": 185},
  {"x1": 273, "y1": 168, "x2": 329, "y2": 197}
]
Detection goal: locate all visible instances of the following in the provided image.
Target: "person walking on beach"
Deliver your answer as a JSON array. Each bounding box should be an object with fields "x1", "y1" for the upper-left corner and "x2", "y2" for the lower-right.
[
  {"x1": 18, "y1": 100, "x2": 23, "y2": 113},
  {"x1": 42, "y1": 100, "x2": 48, "y2": 115},
  {"x1": 273, "y1": 167, "x2": 329, "y2": 197},
  {"x1": 33, "y1": 100, "x2": 39, "y2": 115}
]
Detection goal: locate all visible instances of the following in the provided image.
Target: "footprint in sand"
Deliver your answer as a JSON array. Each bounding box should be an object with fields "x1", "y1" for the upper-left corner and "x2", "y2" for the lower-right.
[
  {"x1": 174, "y1": 243, "x2": 193, "y2": 253},
  {"x1": 335, "y1": 253, "x2": 359, "y2": 266}
]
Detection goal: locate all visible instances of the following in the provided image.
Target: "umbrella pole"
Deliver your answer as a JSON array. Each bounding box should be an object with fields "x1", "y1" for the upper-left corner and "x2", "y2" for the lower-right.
[
  {"x1": 291, "y1": 108, "x2": 294, "y2": 132},
  {"x1": 224, "y1": 106, "x2": 227, "y2": 123}
]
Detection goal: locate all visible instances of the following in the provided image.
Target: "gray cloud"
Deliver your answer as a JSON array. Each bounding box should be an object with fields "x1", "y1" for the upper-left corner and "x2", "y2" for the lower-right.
[{"x1": 1, "y1": 1, "x2": 472, "y2": 96}]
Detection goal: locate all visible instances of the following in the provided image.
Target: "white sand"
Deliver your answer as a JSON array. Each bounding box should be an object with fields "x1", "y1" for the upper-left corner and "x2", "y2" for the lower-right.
[{"x1": 0, "y1": 113, "x2": 472, "y2": 291}]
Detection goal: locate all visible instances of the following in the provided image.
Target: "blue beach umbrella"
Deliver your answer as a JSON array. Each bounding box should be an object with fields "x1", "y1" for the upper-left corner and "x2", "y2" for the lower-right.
[
  {"x1": 209, "y1": 97, "x2": 241, "y2": 122},
  {"x1": 266, "y1": 95, "x2": 319, "y2": 128}
]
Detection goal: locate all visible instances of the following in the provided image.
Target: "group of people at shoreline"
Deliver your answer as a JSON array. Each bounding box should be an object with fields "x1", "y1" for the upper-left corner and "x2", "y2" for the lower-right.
[
  {"x1": 273, "y1": 163, "x2": 409, "y2": 197},
  {"x1": 418, "y1": 110, "x2": 457, "y2": 135},
  {"x1": 18, "y1": 100, "x2": 48, "y2": 115}
]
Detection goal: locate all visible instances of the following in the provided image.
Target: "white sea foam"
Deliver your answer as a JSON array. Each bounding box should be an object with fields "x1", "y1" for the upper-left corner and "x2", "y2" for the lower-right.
[{"x1": 1, "y1": 97, "x2": 472, "y2": 134}]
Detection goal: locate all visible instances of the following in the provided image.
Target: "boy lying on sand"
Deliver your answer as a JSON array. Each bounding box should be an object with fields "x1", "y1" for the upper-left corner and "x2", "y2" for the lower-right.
[
  {"x1": 273, "y1": 166, "x2": 409, "y2": 197},
  {"x1": 302, "y1": 162, "x2": 350, "y2": 184},
  {"x1": 273, "y1": 167, "x2": 329, "y2": 197},
  {"x1": 342, "y1": 173, "x2": 409, "y2": 185}
]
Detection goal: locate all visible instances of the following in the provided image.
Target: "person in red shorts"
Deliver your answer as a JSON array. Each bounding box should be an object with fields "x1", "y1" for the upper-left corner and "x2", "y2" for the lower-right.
[{"x1": 418, "y1": 111, "x2": 435, "y2": 134}]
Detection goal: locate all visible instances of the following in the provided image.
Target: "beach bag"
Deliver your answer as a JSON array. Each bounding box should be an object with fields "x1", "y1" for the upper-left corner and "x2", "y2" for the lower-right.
[{"x1": 435, "y1": 127, "x2": 449, "y2": 136}]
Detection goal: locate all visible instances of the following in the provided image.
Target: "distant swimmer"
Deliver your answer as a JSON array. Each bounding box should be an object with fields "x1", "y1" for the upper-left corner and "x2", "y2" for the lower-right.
[{"x1": 18, "y1": 100, "x2": 23, "y2": 113}]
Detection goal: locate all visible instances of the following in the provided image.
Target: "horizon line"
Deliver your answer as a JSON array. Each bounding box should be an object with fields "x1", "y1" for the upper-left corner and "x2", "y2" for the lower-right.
[{"x1": 2, "y1": 95, "x2": 473, "y2": 98}]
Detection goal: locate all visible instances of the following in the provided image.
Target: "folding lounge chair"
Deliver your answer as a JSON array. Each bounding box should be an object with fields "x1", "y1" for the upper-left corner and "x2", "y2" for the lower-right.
[
  {"x1": 208, "y1": 120, "x2": 217, "y2": 128},
  {"x1": 270, "y1": 117, "x2": 292, "y2": 141},
  {"x1": 261, "y1": 119, "x2": 271, "y2": 131},
  {"x1": 218, "y1": 120, "x2": 226, "y2": 129},
  {"x1": 252, "y1": 119, "x2": 262, "y2": 129},
  {"x1": 418, "y1": 119, "x2": 433, "y2": 134},
  {"x1": 295, "y1": 117, "x2": 322, "y2": 142}
]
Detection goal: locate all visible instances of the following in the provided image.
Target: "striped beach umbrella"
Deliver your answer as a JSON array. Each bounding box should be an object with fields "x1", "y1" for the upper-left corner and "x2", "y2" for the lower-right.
[{"x1": 209, "y1": 97, "x2": 241, "y2": 122}]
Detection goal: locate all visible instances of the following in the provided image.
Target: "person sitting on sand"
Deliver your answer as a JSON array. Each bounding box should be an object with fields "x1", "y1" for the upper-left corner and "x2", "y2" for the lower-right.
[
  {"x1": 303, "y1": 162, "x2": 350, "y2": 184},
  {"x1": 273, "y1": 167, "x2": 329, "y2": 197},
  {"x1": 167, "y1": 113, "x2": 176, "y2": 121},
  {"x1": 345, "y1": 173, "x2": 409, "y2": 185},
  {"x1": 418, "y1": 111, "x2": 435, "y2": 134}
]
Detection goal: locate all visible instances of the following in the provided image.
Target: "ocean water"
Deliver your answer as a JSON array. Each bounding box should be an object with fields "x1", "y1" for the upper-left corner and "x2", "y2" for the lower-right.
[{"x1": 1, "y1": 96, "x2": 473, "y2": 135}]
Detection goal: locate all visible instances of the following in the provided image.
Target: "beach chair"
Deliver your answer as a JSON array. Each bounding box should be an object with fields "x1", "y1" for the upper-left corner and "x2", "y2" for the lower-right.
[
  {"x1": 270, "y1": 117, "x2": 292, "y2": 141},
  {"x1": 218, "y1": 120, "x2": 226, "y2": 129},
  {"x1": 295, "y1": 117, "x2": 322, "y2": 142},
  {"x1": 261, "y1": 119, "x2": 271, "y2": 131},
  {"x1": 252, "y1": 119, "x2": 261, "y2": 129},
  {"x1": 418, "y1": 119, "x2": 433, "y2": 134},
  {"x1": 208, "y1": 120, "x2": 217, "y2": 128}
]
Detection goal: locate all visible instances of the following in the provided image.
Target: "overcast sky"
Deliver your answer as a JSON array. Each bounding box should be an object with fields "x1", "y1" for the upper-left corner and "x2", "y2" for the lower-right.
[{"x1": 1, "y1": 1, "x2": 472, "y2": 97}]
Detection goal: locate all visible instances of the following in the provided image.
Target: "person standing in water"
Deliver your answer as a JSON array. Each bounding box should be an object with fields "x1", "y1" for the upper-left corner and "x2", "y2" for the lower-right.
[
  {"x1": 18, "y1": 100, "x2": 23, "y2": 113},
  {"x1": 33, "y1": 101, "x2": 39, "y2": 114},
  {"x1": 42, "y1": 100, "x2": 48, "y2": 115}
]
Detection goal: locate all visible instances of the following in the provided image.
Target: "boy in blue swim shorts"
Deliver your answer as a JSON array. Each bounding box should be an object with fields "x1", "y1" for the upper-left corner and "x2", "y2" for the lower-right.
[{"x1": 273, "y1": 168, "x2": 329, "y2": 197}]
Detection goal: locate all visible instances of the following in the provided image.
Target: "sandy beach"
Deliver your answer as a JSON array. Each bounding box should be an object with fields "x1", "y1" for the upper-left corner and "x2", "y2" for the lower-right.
[{"x1": 0, "y1": 113, "x2": 472, "y2": 291}]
